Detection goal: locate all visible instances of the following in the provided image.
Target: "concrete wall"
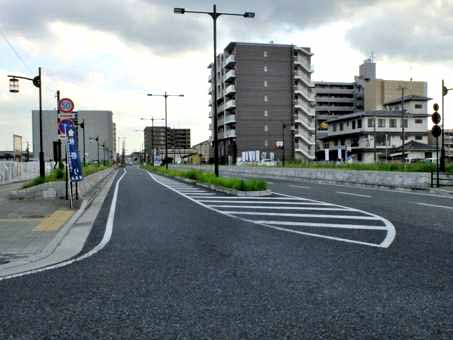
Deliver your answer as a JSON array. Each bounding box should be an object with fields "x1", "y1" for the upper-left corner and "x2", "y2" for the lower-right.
[{"x1": 172, "y1": 165, "x2": 431, "y2": 189}]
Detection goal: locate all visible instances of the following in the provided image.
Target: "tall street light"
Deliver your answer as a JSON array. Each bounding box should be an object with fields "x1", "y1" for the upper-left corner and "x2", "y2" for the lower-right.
[
  {"x1": 441, "y1": 80, "x2": 453, "y2": 171},
  {"x1": 147, "y1": 92, "x2": 184, "y2": 169},
  {"x1": 80, "y1": 119, "x2": 87, "y2": 167},
  {"x1": 174, "y1": 5, "x2": 255, "y2": 177},
  {"x1": 8, "y1": 67, "x2": 45, "y2": 178},
  {"x1": 141, "y1": 117, "x2": 164, "y2": 165}
]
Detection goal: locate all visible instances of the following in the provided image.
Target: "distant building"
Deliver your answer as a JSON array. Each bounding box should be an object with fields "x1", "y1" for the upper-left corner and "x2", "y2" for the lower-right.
[
  {"x1": 209, "y1": 41, "x2": 316, "y2": 164},
  {"x1": 321, "y1": 96, "x2": 431, "y2": 162},
  {"x1": 32, "y1": 110, "x2": 114, "y2": 163},
  {"x1": 144, "y1": 127, "x2": 191, "y2": 160},
  {"x1": 192, "y1": 140, "x2": 212, "y2": 164}
]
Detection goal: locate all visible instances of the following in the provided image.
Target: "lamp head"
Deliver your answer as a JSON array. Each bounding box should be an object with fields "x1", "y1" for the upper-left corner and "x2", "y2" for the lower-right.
[
  {"x1": 9, "y1": 77, "x2": 19, "y2": 93},
  {"x1": 243, "y1": 12, "x2": 255, "y2": 18},
  {"x1": 174, "y1": 8, "x2": 185, "y2": 14}
]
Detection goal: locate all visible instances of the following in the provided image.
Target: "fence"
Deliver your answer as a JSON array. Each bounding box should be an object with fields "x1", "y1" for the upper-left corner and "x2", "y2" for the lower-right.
[{"x1": 0, "y1": 161, "x2": 53, "y2": 185}]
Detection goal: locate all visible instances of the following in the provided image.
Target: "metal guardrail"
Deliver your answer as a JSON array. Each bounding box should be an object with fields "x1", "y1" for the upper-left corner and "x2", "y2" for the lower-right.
[
  {"x1": 0, "y1": 161, "x2": 52, "y2": 185},
  {"x1": 431, "y1": 171, "x2": 453, "y2": 188}
]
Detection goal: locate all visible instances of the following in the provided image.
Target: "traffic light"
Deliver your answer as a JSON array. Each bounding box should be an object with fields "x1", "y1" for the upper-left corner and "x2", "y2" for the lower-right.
[{"x1": 431, "y1": 103, "x2": 441, "y2": 138}]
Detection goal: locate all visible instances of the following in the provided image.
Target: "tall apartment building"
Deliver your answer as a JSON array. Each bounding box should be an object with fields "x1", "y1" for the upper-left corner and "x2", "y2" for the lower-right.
[
  {"x1": 209, "y1": 42, "x2": 316, "y2": 164},
  {"x1": 144, "y1": 127, "x2": 190, "y2": 157}
]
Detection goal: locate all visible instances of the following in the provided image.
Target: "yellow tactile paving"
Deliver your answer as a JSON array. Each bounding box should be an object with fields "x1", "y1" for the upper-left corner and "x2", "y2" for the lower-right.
[{"x1": 35, "y1": 210, "x2": 74, "y2": 232}]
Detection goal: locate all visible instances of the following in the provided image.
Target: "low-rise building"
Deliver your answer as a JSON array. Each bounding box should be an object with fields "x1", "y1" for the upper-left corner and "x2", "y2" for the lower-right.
[
  {"x1": 321, "y1": 96, "x2": 431, "y2": 162},
  {"x1": 191, "y1": 140, "x2": 212, "y2": 164}
]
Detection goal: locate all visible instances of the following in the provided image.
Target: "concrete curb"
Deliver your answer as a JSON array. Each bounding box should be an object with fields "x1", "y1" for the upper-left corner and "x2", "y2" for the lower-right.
[
  {"x1": 0, "y1": 168, "x2": 119, "y2": 278},
  {"x1": 148, "y1": 170, "x2": 272, "y2": 196}
]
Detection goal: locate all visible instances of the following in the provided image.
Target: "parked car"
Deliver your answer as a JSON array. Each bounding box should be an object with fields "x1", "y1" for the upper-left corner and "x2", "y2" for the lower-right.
[{"x1": 260, "y1": 159, "x2": 276, "y2": 166}]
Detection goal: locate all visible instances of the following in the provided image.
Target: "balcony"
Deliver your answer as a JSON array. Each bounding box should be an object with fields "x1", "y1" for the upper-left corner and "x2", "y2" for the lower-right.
[
  {"x1": 223, "y1": 54, "x2": 235, "y2": 68},
  {"x1": 224, "y1": 84, "x2": 236, "y2": 96},
  {"x1": 224, "y1": 99, "x2": 236, "y2": 111},
  {"x1": 294, "y1": 71, "x2": 315, "y2": 88},
  {"x1": 208, "y1": 97, "x2": 212, "y2": 106},
  {"x1": 208, "y1": 72, "x2": 212, "y2": 83},
  {"x1": 223, "y1": 69, "x2": 236, "y2": 82},
  {"x1": 208, "y1": 85, "x2": 212, "y2": 95},
  {"x1": 295, "y1": 144, "x2": 315, "y2": 160},
  {"x1": 294, "y1": 85, "x2": 315, "y2": 102},
  {"x1": 294, "y1": 57, "x2": 314, "y2": 73},
  {"x1": 224, "y1": 113, "x2": 236, "y2": 125},
  {"x1": 295, "y1": 131, "x2": 315, "y2": 145},
  {"x1": 295, "y1": 100, "x2": 315, "y2": 116},
  {"x1": 224, "y1": 129, "x2": 236, "y2": 139},
  {"x1": 294, "y1": 46, "x2": 314, "y2": 56},
  {"x1": 294, "y1": 114, "x2": 314, "y2": 131}
]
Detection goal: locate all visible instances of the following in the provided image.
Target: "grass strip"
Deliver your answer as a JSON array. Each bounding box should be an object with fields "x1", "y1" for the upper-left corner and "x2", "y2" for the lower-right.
[{"x1": 143, "y1": 164, "x2": 267, "y2": 191}]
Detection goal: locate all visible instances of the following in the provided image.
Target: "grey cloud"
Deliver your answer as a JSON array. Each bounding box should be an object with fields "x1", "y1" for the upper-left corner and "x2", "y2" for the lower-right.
[
  {"x1": 346, "y1": 0, "x2": 453, "y2": 62},
  {"x1": 0, "y1": 0, "x2": 382, "y2": 55}
]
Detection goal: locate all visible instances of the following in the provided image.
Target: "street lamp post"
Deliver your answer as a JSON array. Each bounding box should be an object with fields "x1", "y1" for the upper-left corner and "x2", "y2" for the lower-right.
[
  {"x1": 174, "y1": 5, "x2": 255, "y2": 176},
  {"x1": 147, "y1": 92, "x2": 184, "y2": 169},
  {"x1": 401, "y1": 88, "x2": 406, "y2": 163},
  {"x1": 141, "y1": 117, "x2": 164, "y2": 165},
  {"x1": 8, "y1": 67, "x2": 45, "y2": 178},
  {"x1": 441, "y1": 80, "x2": 453, "y2": 171},
  {"x1": 80, "y1": 119, "x2": 86, "y2": 166},
  {"x1": 282, "y1": 123, "x2": 286, "y2": 167}
]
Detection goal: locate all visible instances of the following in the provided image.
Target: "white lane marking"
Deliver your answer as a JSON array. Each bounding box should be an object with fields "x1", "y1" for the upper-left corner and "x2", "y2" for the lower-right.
[
  {"x1": 312, "y1": 181, "x2": 453, "y2": 200},
  {"x1": 0, "y1": 168, "x2": 128, "y2": 282},
  {"x1": 336, "y1": 191, "x2": 372, "y2": 198},
  {"x1": 273, "y1": 192, "x2": 396, "y2": 248},
  {"x1": 184, "y1": 193, "x2": 213, "y2": 196},
  {"x1": 223, "y1": 211, "x2": 378, "y2": 220},
  {"x1": 267, "y1": 181, "x2": 275, "y2": 184},
  {"x1": 148, "y1": 172, "x2": 396, "y2": 249},
  {"x1": 209, "y1": 205, "x2": 350, "y2": 211},
  {"x1": 198, "y1": 200, "x2": 332, "y2": 205},
  {"x1": 415, "y1": 202, "x2": 453, "y2": 210},
  {"x1": 185, "y1": 196, "x2": 312, "y2": 201},
  {"x1": 289, "y1": 184, "x2": 311, "y2": 189},
  {"x1": 252, "y1": 220, "x2": 388, "y2": 230}
]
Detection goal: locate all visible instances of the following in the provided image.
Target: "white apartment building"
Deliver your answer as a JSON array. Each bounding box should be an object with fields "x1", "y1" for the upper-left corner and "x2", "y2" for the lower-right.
[{"x1": 321, "y1": 96, "x2": 432, "y2": 162}]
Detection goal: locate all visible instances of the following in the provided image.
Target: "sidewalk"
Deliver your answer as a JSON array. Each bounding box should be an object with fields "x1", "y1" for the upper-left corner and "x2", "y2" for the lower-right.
[{"x1": 0, "y1": 181, "x2": 80, "y2": 266}]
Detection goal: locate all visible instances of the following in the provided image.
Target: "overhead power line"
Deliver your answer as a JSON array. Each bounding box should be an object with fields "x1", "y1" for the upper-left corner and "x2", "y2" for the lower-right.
[{"x1": 0, "y1": 27, "x2": 33, "y2": 74}]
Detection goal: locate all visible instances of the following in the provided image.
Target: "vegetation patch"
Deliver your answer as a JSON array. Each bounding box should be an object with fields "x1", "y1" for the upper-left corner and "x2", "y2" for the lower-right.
[
  {"x1": 143, "y1": 164, "x2": 267, "y2": 191},
  {"x1": 22, "y1": 163, "x2": 112, "y2": 189}
]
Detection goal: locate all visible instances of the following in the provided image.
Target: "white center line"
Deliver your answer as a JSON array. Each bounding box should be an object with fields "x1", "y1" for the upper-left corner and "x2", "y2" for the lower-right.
[
  {"x1": 415, "y1": 202, "x2": 453, "y2": 210},
  {"x1": 289, "y1": 184, "x2": 311, "y2": 189},
  {"x1": 336, "y1": 191, "x2": 372, "y2": 198}
]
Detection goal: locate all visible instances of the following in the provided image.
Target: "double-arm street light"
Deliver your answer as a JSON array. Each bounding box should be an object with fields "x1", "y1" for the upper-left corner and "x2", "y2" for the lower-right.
[
  {"x1": 174, "y1": 5, "x2": 255, "y2": 177},
  {"x1": 147, "y1": 92, "x2": 184, "y2": 169},
  {"x1": 140, "y1": 117, "x2": 165, "y2": 165},
  {"x1": 441, "y1": 80, "x2": 453, "y2": 171},
  {"x1": 8, "y1": 67, "x2": 45, "y2": 178}
]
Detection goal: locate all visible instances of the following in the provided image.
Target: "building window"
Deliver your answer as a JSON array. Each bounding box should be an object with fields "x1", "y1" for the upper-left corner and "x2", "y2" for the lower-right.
[
  {"x1": 415, "y1": 119, "x2": 423, "y2": 124},
  {"x1": 415, "y1": 104, "x2": 423, "y2": 109},
  {"x1": 264, "y1": 80, "x2": 268, "y2": 87},
  {"x1": 357, "y1": 119, "x2": 362, "y2": 129},
  {"x1": 368, "y1": 118, "x2": 375, "y2": 128},
  {"x1": 264, "y1": 139, "x2": 268, "y2": 147},
  {"x1": 264, "y1": 124, "x2": 268, "y2": 132},
  {"x1": 378, "y1": 119, "x2": 385, "y2": 128},
  {"x1": 401, "y1": 119, "x2": 408, "y2": 128},
  {"x1": 264, "y1": 109, "x2": 268, "y2": 117},
  {"x1": 264, "y1": 65, "x2": 268, "y2": 72},
  {"x1": 264, "y1": 51, "x2": 268, "y2": 57},
  {"x1": 264, "y1": 95, "x2": 268, "y2": 102},
  {"x1": 339, "y1": 123, "x2": 344, "y2": 131},
  {"x1": 415, "y1": 135, "x2": 423, "y2": 140},
  {"x1": 352, "y1": 120, "x2": 356, "y2": 129},
  {"x1": 332, "y1": 123, "x2": 337, "y2": 132},
  {"x1": 390, "y1": 119, "x2": 397, "y2": 128}
]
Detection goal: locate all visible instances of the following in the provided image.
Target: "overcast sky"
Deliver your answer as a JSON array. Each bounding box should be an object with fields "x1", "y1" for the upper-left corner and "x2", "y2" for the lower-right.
[{"x1": 0, "y1": 0, "x2": 452, "y2": 153}]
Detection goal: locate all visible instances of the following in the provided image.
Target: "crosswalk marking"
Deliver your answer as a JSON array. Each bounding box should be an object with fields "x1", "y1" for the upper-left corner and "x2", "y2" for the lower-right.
[{"x1": 148, "y1": 172, "x2": 396, "y2": 248}]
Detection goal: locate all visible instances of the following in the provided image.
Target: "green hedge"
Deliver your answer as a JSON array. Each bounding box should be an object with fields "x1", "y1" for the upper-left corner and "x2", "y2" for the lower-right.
[
  {"x1": 257, "y1": 161, "x2": 453, "y2": 173},
  {"x1": 143, "y1": 165, "x2": 267, "y2": 191}
]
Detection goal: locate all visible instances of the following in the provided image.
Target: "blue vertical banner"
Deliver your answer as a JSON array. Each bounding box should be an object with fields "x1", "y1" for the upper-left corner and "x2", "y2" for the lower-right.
[{"x1": 66, "y1": 125, "x2": 83, "y2": 182}]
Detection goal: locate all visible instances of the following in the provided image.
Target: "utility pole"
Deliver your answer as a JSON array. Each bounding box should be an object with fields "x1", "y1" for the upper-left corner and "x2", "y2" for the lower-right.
[
  {"x1": 401, "y1": 87, "x2": 405, "y2": 163},
  {"x1": 282, "y1": 123, "x2": 286, "y2": 167},
  {"x1": 373, "y1": 115, "x2": 377, "y2": 162}
]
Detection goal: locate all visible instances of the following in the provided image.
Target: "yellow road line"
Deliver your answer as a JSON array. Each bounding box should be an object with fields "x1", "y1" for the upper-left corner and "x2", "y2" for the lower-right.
[{"x1": 35, "y1": 210, "x2": 74, "y2": 232}]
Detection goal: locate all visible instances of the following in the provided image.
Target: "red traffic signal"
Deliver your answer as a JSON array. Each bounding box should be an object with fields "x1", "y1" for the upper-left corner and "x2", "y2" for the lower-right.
[{"x1": 432, "y1": 112, "x2": 441, "y2": 125}]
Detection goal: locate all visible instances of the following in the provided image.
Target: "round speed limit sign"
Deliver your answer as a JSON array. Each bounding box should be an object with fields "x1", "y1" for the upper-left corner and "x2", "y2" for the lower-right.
[{"x1": 59, "y1": 98, "x2": 75, "y2": 113}]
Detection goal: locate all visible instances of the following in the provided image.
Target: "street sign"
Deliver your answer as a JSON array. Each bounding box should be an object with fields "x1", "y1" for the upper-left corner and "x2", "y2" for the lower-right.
[
  {"x1": 432, "y1": 125, "x2": 442, "y2": 138},
  {"x1": 432, "y1": 112, "x2": 441, "y2": 125},
  {"x1": 65, "y1": 125, "x2": 83, "y2": 182},
  {"x1": 57, "y1": 112, "x2": 76, "y2": 140},
  {"x1": 59, "y1": 98, "x2": 75, "y2": 113}
]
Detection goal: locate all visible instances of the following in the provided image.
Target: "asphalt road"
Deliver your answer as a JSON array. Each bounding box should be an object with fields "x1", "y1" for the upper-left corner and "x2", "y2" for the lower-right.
[{"x1": 1, "y1": 166, "x2": 453, "y2": 339}]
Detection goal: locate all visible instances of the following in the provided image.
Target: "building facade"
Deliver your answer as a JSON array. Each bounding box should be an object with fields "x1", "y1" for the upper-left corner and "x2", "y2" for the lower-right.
[
  {"x1": 32, "y1": 110, "x2": 114, "y2": 163},
  {"x1": 321, "y1": 96, "x2": 431, "y2": 162},
  {"x1": 192, "y1": 140, "x2": 211, "y2": 164},
  {"x1": 209, "y1": 42, "x2": 316, "y2": 164},
  {"x1": 144, "y1": 127, "x2": 191, "y2": 159}
]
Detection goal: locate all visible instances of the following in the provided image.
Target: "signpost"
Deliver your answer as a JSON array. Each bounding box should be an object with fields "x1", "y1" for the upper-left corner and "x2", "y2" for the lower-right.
[{"x1": 58, "y1": 98, "x2": 75, "y2": 113}]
